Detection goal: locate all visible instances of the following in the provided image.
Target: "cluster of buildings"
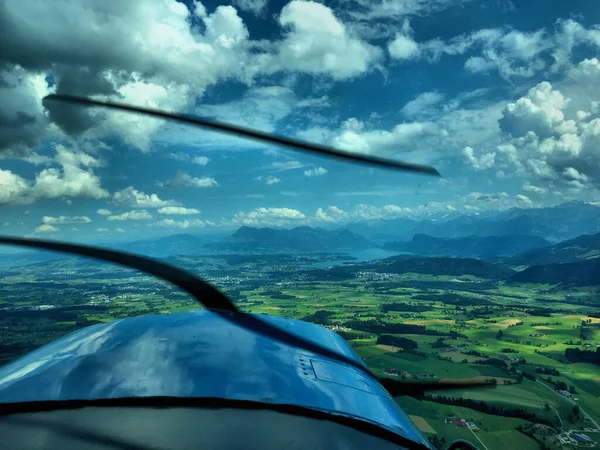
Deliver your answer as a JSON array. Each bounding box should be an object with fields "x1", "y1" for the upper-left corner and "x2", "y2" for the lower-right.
[
  {"x1": 324, "y1": 324, "x2": 350, "y2": 332},
  {"x1": 444, "y1": 417, "x2": 477, "y2": 429},
  {"x1": 557, "y1": 431, "x2": 594, "y2": 446},
  {"x1": 0, "y1": 304, "x2": 56, "y2": 311},
  {"x1": 556, "y1": 389, "x2": 579, "y2": 401}
]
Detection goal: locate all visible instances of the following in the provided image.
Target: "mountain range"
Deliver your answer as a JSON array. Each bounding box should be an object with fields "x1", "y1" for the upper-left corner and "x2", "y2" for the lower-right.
[
  {"x1": 509, "y1": 258, "x2": 600, "y2": 286},
  {"x1": 504, "y1": 232, "x2": 600, "y2": 266},
  {"x1": 346, "y1": 201, "x2": 600, "y2": 243},
  {"x1": 204, "y1": 226, "x2": 371, "y2": 253},
  {"x1": 120, "y1": 233, "x2": 213, "y2": 257},
  {"x1": 383, "y1": 234, "x2": 550, "y2": 259}
]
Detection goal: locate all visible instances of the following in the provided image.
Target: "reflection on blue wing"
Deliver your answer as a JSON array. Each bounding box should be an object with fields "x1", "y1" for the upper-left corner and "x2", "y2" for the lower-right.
[{"x1": 0, "y1": 310, "x2": 429, "y2": 448}]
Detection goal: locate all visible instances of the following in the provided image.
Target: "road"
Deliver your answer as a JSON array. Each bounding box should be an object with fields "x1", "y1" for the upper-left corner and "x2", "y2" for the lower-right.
[
  {"x1": 466, "y1": 423, "x2": 489, "y2": 450},
  {"x1": 536, "y1": 379, "x2": 600, "y2": 431},
  {"x1": 551, "y1": 406, "x2": 564, "y2": 428}
]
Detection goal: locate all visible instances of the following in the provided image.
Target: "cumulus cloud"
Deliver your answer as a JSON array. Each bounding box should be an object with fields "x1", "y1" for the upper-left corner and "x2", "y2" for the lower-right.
[
  {"x1": 153, "y1": 218, "x2": 214, "y2": 229},
  {"x1": 96, "y1": 208, "x2": 112, "y2": 215},
  {"x1": 352, "y1": 204, "x2": 413, "y2": 220},
  {"x1": 386, "y1": 19, "x2": 600, "y2": 80},
  {"x1": 169, "y1": 153, "x2": 210, "y2": 165},
  {"x1": 232, "y1": 207, "x2": 306, "y2": 226},
  {"x1": 1, "y1": 1, "x2": 248, "y2": 152},
  {"x1": 158, "y1": 172, "x2": 218, "y2": 188},
  {"x1": 274, "y1": 1, "x2": 383, "y2": 80},
  {"x1": 157, "y1": 206, "x2": 201, "y2": 215},
  {"x1": 0, "y1": 169, "x2": 31, "y2": 205},
  {"x1": 107, "y1": 210, "x2": 153, "y2": 221},
  {"x1": 315, "y1": 206, "x2": 348, "y2": 222},
  {"x1": 491, "y1": 61, "x2": 600, "y2": 190},
  {"x1": 332, "y1": 118, "x2": 438, "y2": 158},
  {"x1": 449, "y1": 57, "x2": 600, "y2": 198},
  {"x1": 255, "y1": 175, "x2": 281, "y2": 185},
  {"x1": 0, "y1": 0, "x2": 384, "y2": 158},
  {"x1": 407, "y1": 192, "x2": 536, "y2": 215},
  {"x1": 42, "y1": 216, "x2": 92, "y2": 225},
  {"x1": 314, "y1": 204, "x2": 412, "y2": 223},
  {"x1": 0, "y1": 144, "x2": 108, "y2": 205},
  {"x1": 31, "y1": 144, "x2": 109, "y2": 201},
  {"x1": 462, "y1": 146, "x2": 496, "y2": 170},
  {"x1": 523, "y1": 184, "x2": 546, "y2": 194},
  {"x1": 304, "y1": 167, "x2": 328, "y2": 177},
  {"x1": 499, "y1": 81, "x2": 570, "y2": 138},
  {"x1": 113, "y1": 187, "x2": 177, "y2": 208},
  {"x1": 515, "y1": 194, "x2": 533, "y2": 206},
  {"x1": 34, "y1": 224, "x2": 58, "y2": 233},
  {"x1": 388, "y1": 20, "x2": 420, "y2": 60}
]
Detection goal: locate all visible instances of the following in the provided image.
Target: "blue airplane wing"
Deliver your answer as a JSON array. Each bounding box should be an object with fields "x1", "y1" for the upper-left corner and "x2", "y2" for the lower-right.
[{"x1": 0, "y1": 310, "x2": 431, "y2": 448}]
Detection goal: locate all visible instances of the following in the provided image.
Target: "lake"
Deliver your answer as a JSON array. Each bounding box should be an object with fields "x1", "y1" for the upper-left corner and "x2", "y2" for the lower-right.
[{"x1": 304, "y1": 248, "x2": 409, "y2": 268}]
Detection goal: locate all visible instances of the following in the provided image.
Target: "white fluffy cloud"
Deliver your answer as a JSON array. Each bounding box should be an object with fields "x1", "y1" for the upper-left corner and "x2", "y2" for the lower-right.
[
  {"x1": 42, "y1": 216, "x2": 92, "y2": 225},
  {"x1": 315, "y1": 205, "x2": 348, "y2": 222},
  {"x1": 255, "y1": 175, "x2": 281, "y2": 185},
  {"x1": 332, "y1": 118, "x2": 438, "y2": 158},
  {"x1": 0, "y1": 144, "x2": 108, "y2": 205},
  {"x1": 388, "y1": 20, "x2": 420, "y2": 60},
  {"x1": 499, "y1": 81, "x2": 570, "y2": 138},
  {"x1": 1, "y1": 1, "x2": 252, "y2": 152},
  {"x1": 96, "y1": 209, "x2": 112, "y2": 215},
  {"x1": 157, "y1": 206, "x2": 201, "y2": 215},
  {"x1": 0, "y1": 0, "x2": 384, "y2": 157},
  {"x1": 387, "y1": 20, "x2": 600, "y2": 80},
  {"x1": 31, "y1": 145, "x2": 109, "y2": 201},
  {"x1": 168, "y1": 153, "x2": 209, "y2": 165},
  {"x1": 158, "y1": 172, "x2": 218, "y2": 188},
  {"x1": 523, "y1": 184, "x2": 546, "y2": 194},
  {"x1": 274, "y1": 1, "x2": 383, "y2": 80},
  {"x1": 34, "y1": 224, "x2": 58, "y2": 233},
  {"x1": 232, "y1": 207, "x2": 307, "y2": 226},
  {"x1": 113, "y1": 187, "x2": 177, "y2": 208},
  {"x1": 491, "y1": 60, "x2": 600, "y2": 190},
  {"x1": 303, "y1": 167, "x2": 328, "y2": 177},
  {"x1": 107, "y1": 210, "x2": 153, "y2": 221},
  {"x1": 153, "y1": 218, "x2": 214, "y2": 229},
  {"x1": 462, "y1": 146, "x2": 496, "y2": 171},
  {"x1": 0, "y1": 169, "x2": 31, "y2": 205}
]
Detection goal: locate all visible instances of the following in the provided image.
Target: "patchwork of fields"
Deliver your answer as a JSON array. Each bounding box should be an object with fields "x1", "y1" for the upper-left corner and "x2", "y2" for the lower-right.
[{"x1": 0, "y1": 254, "x2": 599, "y2": 450}]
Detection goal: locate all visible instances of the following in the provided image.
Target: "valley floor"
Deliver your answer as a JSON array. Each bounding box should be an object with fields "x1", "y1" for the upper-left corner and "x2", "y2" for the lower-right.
[{"x1": 0, "y1": 253, "x2": 599, "y2": 450}]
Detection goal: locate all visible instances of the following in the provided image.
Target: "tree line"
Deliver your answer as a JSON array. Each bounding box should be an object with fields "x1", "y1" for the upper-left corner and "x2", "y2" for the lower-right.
[
  {"x1": 423, "y1": 395, "x2": 555, "y2": 427},
  {"x1": 345, "y1": 319, "x2": 444, "y2": 336},
  {"x1": 564, "y1": 347, "x2": 600, "y2": 365},
  {"x1": 376, "y1": 335, "x2": 418, "y2": 350}
]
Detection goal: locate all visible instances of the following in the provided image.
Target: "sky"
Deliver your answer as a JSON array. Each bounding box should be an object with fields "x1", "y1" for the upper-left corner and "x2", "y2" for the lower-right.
[{"x1": 1, "y1": 0, "x2": 600, "y2": 242}]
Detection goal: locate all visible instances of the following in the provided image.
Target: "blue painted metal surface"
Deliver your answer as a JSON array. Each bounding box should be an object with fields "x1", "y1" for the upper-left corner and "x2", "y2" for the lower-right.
[{"x1": 0, "y1": 310, "x2": 430, "y2": 448}]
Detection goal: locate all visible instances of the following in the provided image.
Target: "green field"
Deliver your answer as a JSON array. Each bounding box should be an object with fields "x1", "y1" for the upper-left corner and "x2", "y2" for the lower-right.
[{"x1": 0, "y1": 254, "x2": 599, "y2": 450}]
